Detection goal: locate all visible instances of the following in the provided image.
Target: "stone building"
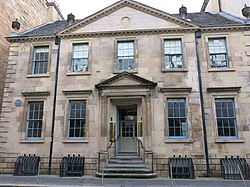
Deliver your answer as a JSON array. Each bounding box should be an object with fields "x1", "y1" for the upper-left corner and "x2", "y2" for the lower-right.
[
  {"x1": 0, "y1": 0, "x2": 250, "y2": 177},
  {"x1": 201, "y1": 0, "x2": 250, "y2": 19},
  {"x1": 0, "y1": 0, "x2": 64, "y2": 113}
]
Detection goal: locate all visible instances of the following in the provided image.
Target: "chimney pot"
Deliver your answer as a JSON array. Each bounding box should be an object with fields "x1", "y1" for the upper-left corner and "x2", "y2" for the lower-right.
[
  {"x1": 242, "y1": 4, "x2": 250, "y2": 24},
  {"x1": 179, "y1": 5, "x2": 187, "y2": 19},
  {"x1": 67, "y1": 13, "x2": 75, "y2": 24},
  {"x1": 12, "y1": 19, "x2": 20, "y2": 31}
]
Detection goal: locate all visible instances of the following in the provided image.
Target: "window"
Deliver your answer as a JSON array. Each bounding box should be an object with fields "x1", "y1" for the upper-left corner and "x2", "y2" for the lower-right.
[
  {"x1": 164, "y1": 39, "x2": 183, "y2": 69},
  {"x1": 208, "y1": 38, "x2": 228, "y2": 68},
  {"x1": 215, "y1": 98, "x2": 237, "y2": 137},
  {"x1": 72, "y1": 43, "x2": 89, "y2": 72},
  {"x1": 117, "y1": 41, "x2": 135, "y2": 71},
  {"x1": 68, "y1": 100, "x2": 86, "y2": 138},
  {"x1": 167, "y1": 98, "x2": 188, "y2": 138},
  {"x1": 26, "y1": 101, "x2": 44, "y2": 139},
  {"x1": 32, "y1": 46, "x2": 49, "y2": 74}
]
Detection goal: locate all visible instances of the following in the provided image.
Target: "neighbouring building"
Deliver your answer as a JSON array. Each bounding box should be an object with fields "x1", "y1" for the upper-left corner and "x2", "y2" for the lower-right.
[
  {"x1": 201, "y1": 0, "x2": 250, "y2": 19},
  {"x1": 0, "y1": 0, "x2": 250, "y2": 177},
  {"x1": 0, "y1": 0, "x2": 64, "y2": 113}
]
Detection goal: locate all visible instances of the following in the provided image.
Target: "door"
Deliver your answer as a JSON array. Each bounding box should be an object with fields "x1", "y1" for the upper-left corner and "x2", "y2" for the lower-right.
[
  {"x1": 118, "y1": 107, "x2": 137, "y2": 153},
  {"x1": 120, "y1": 121, "x2": 137, "y2": 152}
]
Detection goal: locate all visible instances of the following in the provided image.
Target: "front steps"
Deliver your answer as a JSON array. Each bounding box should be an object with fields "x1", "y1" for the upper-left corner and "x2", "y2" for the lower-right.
[{"x1": 96, "y1": 153, "x2": 157, "y2": 178}]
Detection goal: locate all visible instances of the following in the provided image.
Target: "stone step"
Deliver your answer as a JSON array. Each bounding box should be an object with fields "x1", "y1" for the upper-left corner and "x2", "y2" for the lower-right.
[
  {"x1": 108, "y1": 159, "x2": 144, "y2": 164},
  {"x1": 102, "y1": 168, "x2": 152, "y2": 174},
  {"x1": 110, "y1": 156, "x2": 142, "y2": 160},
  {"x1": 96, "y1": 172, "x2": 157, "y2": 178},
  {"x1": 107, "y1": 163, "x2": 145, "y2": 168}
]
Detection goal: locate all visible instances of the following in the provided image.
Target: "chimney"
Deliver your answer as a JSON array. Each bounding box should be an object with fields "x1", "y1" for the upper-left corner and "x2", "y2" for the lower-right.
[
  {"x1": 11, "y1": 19, "x2": 20, "y2": 36},
  {"x1": 242, "y1": 4, "x2": 250, "y2": 24},
  {"x1": 67, "y1": 13, "x2": 75, "y2": 25},
  {"x1": 179, "y1": 5, "x2": 187, "y2": 19}
]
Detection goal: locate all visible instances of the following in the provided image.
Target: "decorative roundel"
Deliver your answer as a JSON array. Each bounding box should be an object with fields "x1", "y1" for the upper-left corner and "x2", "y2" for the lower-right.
[{"x1": 15, "y1": 99, "x2": 22, "y2": 107}]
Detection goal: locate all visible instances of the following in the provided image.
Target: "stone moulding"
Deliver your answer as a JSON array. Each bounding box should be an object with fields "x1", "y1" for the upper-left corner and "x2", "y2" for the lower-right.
[
  {"x1": 160, "y1": 87, "x2": 192, "y2": 93},
  {"x1": 5, "y1": 24, "x2": 250, "y2": 43},
  {"x1": 207, "y1": 87, "x2": 241, "y2": 92},
  {"x1": 21, "y1": 91, "x2": 50, "y2": 97},
  {"x1": 62, "y1": 90, "x2": 93, "y2": 95}
]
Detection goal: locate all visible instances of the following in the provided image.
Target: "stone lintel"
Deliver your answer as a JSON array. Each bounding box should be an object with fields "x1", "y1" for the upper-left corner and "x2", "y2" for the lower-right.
[
  {"x1": 62, "y1": 90, "x2": 92, "y2": 95},
  {"x1": 21, "y1": 91, "x2": 50, "y2": 97},
  {"x1": 207, "y1": 87, "x2": 241, "y2": 92},
  {"x1": 160, "y1": 87, "x2": 192, "y2": 93}
]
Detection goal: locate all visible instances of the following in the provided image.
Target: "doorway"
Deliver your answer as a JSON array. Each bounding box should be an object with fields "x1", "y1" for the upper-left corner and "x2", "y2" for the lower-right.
[{"x1": 117, "y1": 106, "x2": 137, "y2": 153}]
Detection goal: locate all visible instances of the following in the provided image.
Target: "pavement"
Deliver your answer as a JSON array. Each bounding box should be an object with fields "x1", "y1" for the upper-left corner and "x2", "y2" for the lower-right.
[{"x1": 0, "y1": 175, "x2": 249, "y2": 187}]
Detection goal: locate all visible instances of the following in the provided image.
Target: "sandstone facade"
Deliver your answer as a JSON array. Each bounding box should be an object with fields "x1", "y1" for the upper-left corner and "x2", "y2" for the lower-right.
[{"x1": 0, "y1": 0, "x2": 63, "y2": 113}]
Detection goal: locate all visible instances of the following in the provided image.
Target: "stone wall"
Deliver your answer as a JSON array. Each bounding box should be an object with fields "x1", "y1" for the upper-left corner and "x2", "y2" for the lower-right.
[{"x1": 0, "y1": 0, "x2": 63, "y2": 113}]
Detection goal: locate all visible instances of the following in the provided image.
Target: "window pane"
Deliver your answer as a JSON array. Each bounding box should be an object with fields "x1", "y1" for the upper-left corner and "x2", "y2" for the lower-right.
[
  {"x1": 33, "y1": 46, "x2": 49, "y2": 74},
  {"x1": 208, "y1": 38, "x2": 228, "y2": 68},
  {"x1": 164, "y1": 39, "x2": 183, "y2": 69},
  {"x1": 215, "y1": 98, "x2": 237, "y2": 137},
  {"x1": 72, "y1": 43, "x2": 89, "y2": 72},
  {"x1": 117, "y1": 41, "x2": 135, "y2": 71},
  {"x1": 68, "y1": 100, "x2": 86, "y2": 138},
  {"x1": 26, "y1": 102, "x2": 44, "y2": 138},
  {"x1": 167, "y1": 99, "x2": 187, "y2": 137}
]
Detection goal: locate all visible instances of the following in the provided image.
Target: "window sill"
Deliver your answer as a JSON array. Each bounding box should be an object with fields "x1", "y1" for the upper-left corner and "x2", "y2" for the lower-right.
[
  {"x1": 19, "y1": 139, "x2": 45, "y2": 144},
  {"x1": 26, "y1": 74, "x2": 50, "y2": 78},
  {"x1": 66, "y1": 72, "x2": 91, "y2": 76},
  {"x1": 208, "y1": 68, "x2": 235, "y2": 72},
  {"x1": 63, "y1": 139, "x2": 89, "y2": 143},
  {"x1": 215, "y1": 138, "x2": 244, "y2": 143},
  {"x1": 165, "y1": 138, "x2": 193, "y2": 143},
  {"x1": 162, "y1": 69, "x2": 188, "y2": 73}
]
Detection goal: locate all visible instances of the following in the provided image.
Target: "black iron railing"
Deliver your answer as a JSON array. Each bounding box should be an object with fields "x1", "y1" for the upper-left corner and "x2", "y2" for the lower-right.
[
  {"x1": 168, "y1": 155, "x2": 195, "y2": 179},
  {"x1": 220, "y1": 156, "x2": 250, "y2": 180},
  {"x1": 97, "y1": 139, "x2": 116, "y2": 173},
  {"x1": 13, "y1": 154, "x2": 40, "y2": 176},
  {"x1": 137, "y1": 138, "x2": 154, "y2": 173},
  {"x1": 59, "y1": 154, "x2": 85, "y2": 177}
]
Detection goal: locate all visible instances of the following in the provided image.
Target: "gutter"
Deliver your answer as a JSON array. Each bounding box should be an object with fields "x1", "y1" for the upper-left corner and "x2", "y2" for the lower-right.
[
  {"x1": 195, "y1": 30, "x2": 210, "y2": 177},
  {"x1": 48, "y1": 36, "x2": 61, "y2": 175}
]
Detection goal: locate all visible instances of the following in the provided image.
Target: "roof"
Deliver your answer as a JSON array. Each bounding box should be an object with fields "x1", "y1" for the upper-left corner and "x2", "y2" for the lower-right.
[
  {"x1": 6, "y1": 0, "x2": 247, "y2": 40},
  {"x1": 16, "y1": 20, "x2": 81, "y2": 37},
  {"x1": 173, "y1": 12, "x2": 243, "y2": 27}
]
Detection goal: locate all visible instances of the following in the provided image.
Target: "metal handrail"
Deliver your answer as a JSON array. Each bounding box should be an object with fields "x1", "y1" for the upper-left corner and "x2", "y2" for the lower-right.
[
  {"x1": 98, "y1": 139, "x2": 116, "y2": 173},
  {"x1": 136, "y1": 138, "x2": 154, "y2": 173}
]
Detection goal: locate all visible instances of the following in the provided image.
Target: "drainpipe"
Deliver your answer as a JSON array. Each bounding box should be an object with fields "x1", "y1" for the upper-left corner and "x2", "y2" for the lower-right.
[
  {"x1": 48, "y1": 36, "x2": 61, "y2": 175},
  {"x1": 218, "y1": 0, "x2": 222, "y2": 12},
  {"x1": 195, "y1": 30, "x2": 210, "y2": 177}
]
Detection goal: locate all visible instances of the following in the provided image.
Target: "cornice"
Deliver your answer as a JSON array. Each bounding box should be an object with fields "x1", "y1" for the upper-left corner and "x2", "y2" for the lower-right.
[
  {"x1": 200, "y1": 25, "x2": 250, "y2": 32},
  {"x1": 6, "y1": 36, "x2": 55, "y2": 43},
  {"x1": 160, "y1": 87, "x2": 192, "y2": 93},
  {"x1": 21, "y1": 91, "x2": 50, "y2": 97},
  {"x1": 62, "y1": 90, "x2": 93, "y2": 95},
  {"x1": 207, "y1": 87, "x2": 241, "y2": 92},
  {"x1": 59, "y1": 28, "x2": 197, "y2": 39},
  {"x1": 5, "y1": 24, "x2": 250, "y2": 43}
]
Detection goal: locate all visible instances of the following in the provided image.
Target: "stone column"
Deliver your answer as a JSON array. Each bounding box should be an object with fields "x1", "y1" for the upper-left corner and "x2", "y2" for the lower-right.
[
  {"x1": 100, "y1": 96, "x2": 108, "y2": 150},
  {"x1": 143, "y1": 94, "x2": 152, "y2": 149}
]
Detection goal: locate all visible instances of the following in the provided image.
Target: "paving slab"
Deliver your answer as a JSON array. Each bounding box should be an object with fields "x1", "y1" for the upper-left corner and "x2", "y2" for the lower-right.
[{"x1": 0, "y1": 175, "x2": 249, "y2": 187}]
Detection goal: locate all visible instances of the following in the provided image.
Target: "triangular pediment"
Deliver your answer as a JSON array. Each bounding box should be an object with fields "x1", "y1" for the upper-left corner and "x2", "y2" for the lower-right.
[
  {"x1": 59, "y1": 0, "x2": 197, "y2": 35},
  {"x1": 95, "y1": 72, "x2": 157, "y2": 90}
]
